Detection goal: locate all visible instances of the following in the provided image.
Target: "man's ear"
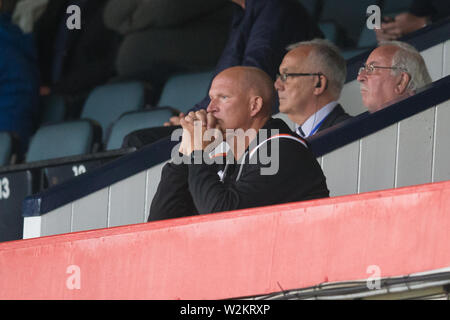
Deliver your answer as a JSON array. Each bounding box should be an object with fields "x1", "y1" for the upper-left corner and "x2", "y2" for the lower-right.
[
  {"x1": 249, "y1": 96, "x2": 263, "y2": 117},
  {"x1": 313, "y1": 75, "x2": 328, "y2": 96},
  {"x1": 395, "y1": 72, "x2": 411, "y2": 95}
]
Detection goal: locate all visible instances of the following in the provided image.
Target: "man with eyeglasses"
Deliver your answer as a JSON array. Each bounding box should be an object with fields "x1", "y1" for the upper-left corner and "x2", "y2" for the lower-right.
[
  {"x1": 357, "y1": 41, "x2": 432, "y2": 113},
  {"x1": 274, "y1": 39, "x2": 351, "y2": 138},
  {"x1": 148, "y1": 66, "x2": 329, "y2": 222}
]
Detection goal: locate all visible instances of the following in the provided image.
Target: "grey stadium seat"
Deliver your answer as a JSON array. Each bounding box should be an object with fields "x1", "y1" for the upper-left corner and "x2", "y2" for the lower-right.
[
  {"x1": 320, "y1": 0, "x2": 376, "y2": 46},
  {"x1": 26, "y1": 120, "x2": 102, "y2": 162},
  {"x1": 106, "y1": 108, "x2": 175, "y2": 150},
  {"x1": 158, "y1": 70, "x2": 214, "y2": 114},
  {"x1": 81, "y1": 81, "x2": 146, "y2": 143}
]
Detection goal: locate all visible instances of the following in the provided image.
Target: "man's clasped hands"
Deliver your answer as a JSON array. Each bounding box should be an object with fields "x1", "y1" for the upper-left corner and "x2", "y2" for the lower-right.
[{"x1": 178, "y1": 110, "x2": 222, "y2": 156}]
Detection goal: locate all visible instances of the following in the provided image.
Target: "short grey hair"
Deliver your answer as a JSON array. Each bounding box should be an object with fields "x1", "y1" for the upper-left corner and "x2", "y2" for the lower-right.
[
  {"x1": 287, "y1": 38, "x2": 347, "y2": 99},
  {"x1": 380, "y1": 41, "x2": 432, "y2": 92}
]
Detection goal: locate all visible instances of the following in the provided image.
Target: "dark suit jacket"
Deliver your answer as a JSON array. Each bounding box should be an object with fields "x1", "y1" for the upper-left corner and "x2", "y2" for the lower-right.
[
  {"x1": 410, "y1": 0, "x2": 450, "y2": 22},
  {"x1": 317, "y1": 104, "x2": 352, "y2": 133}
]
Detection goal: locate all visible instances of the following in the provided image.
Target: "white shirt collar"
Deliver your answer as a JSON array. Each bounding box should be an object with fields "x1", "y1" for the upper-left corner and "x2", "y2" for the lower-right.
[{"x1": 295, "y1": 101, "x2": 338, "y2": 138}]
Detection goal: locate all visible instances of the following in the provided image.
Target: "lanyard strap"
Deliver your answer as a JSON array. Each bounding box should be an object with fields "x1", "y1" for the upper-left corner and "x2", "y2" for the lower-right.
[{"x1": 307, "y1": 117, "x2": 327, "y2": 137}]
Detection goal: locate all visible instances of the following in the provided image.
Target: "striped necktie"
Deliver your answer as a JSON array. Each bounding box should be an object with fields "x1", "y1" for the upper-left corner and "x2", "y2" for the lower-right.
[{"x1": 297, "y1": 126, "x2": 305, "y2": 138}]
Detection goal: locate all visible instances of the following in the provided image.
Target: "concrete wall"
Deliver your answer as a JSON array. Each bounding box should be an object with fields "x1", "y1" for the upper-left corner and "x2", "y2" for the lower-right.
[{"x1": 9, "y1": 180, "x2": 450, "y2": 299}]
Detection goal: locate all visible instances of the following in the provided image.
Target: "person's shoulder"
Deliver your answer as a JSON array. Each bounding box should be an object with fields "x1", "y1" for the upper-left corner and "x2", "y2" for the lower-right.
[
  {"x1": 263, "y1": 117, "x2": 293, "y2": 132},
  {"x1": 258, "y1": 121, "x2": 310, "y2": 157},
  {"x1": 326, "y1": 104, "x2": 353, "y2": 125},
  {"x1": 263, "y1": 118, "x2": 306, "y2": 141},
  {"x1": 276, "y1": 133, "x2": 309, "y2": 156},
  {"x1": 266, "y1": 119, "x2": 312, "y2": 156},
  {"x1": 335, "y1": 104, "x2": 353, "y2": 118}
]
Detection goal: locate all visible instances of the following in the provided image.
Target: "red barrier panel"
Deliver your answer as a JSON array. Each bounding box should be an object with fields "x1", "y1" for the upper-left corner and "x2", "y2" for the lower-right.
[{"x1": 1, "y1": 181, "x2": 450, "y2": 299}]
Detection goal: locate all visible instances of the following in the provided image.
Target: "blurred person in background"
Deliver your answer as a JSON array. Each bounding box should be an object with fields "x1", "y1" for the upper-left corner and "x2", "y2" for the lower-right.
[
  {"x1": 12, "y1": 0, "x2": 48, "y2": 34},
  {"x1": 34, "y1": 0, "x2": 121, "y2": 118},
  {"x1": 103, "y1": 0, "x2": 233, "y2": 100},
  {"x1": 0, "y1": 0, "x2": 39, "y2": 156},
  {"x1": 376, "y1": 0, "x2": 450, "y2": 43}
]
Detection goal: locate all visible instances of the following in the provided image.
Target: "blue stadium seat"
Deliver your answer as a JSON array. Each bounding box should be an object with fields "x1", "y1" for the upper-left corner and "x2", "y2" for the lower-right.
[
  {"x1": 158, "y1": 70, "x2": 214, "y2": 114},
  {"x1": 0, "y1": 132, "x2": 15, "y2": 166},
  {"x1": 40, "y1": 94, "x2": 66, "y2": 126},
  {"x1": 320, "y1": 0, "x2": 376, "y2": 46},
  {"x1": 26, "y1": 120, "x2": 102, "y2": 162},
  {"x1": 81, "y1": 81, "x2": 146, "y2": 142},
  {"x1": 342, "y1": 48, "x2": 368, "y2": 60},
  {"x1": 106, "y1": 108, "x2": 175, "y2": 150},
  {"x1": 358, "y1": 27, "x2": 378, "y2": 48},
  {"x1": 319, "y1": 21, "x2": 340, "y2": 45}
]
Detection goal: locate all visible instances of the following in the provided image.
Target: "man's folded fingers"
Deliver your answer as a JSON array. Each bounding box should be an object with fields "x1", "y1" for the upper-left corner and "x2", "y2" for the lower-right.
[
  {"x1": 184, "y1": 111, "x2": 196, "y2": 123},
  {"x1": 195, "y1": 110, "x2": 208, "y2": 125}
]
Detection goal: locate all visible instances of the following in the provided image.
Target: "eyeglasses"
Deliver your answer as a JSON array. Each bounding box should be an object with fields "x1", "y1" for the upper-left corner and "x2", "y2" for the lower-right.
[
  {"x1": 358, "y1": 63, "x2": 407, "y2": 76},
  {"x1": 276, "y1": 72, "x2": 322, "y2": 82}
]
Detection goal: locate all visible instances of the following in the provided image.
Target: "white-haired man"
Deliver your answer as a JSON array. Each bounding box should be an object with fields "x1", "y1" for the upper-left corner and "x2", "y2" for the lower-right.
[
  {"x1": 274, "y1": 39, "x2": 351, "y2": 138},
  {"x1": 357, "y1": 41, "x2": 432, "y2": 113}
]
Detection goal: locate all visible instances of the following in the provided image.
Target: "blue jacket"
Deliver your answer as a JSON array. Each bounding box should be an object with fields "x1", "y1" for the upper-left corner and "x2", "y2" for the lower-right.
[
  {"x1": 0, "y1": 13, "x2": 39, "y2": 153},
  {"x1": 190, "y1": 0, "x2": 322, "y2": 112}
]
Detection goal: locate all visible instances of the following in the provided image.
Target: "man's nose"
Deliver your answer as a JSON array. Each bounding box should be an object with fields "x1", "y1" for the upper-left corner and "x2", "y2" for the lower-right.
[
  {"x1": 274, "y1": 78, "x2": 283, "y2": 91},
  {"x1": 206, "y1": 99, "x2": 216, "y2": 113},
  {"x1": 357, "y1": 73, "x2": 366, "y2": 83}
]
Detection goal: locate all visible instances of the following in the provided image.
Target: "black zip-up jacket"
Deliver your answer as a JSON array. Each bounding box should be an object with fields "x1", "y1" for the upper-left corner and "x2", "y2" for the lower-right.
[{"x1": 148, "y1": 118, "x2": 329, "y2": 222}]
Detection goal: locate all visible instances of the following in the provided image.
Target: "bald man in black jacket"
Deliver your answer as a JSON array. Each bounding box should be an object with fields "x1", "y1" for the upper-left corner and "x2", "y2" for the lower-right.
[{"x1": 148, "y1": 67, "x2": 329, "y2": 222}]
